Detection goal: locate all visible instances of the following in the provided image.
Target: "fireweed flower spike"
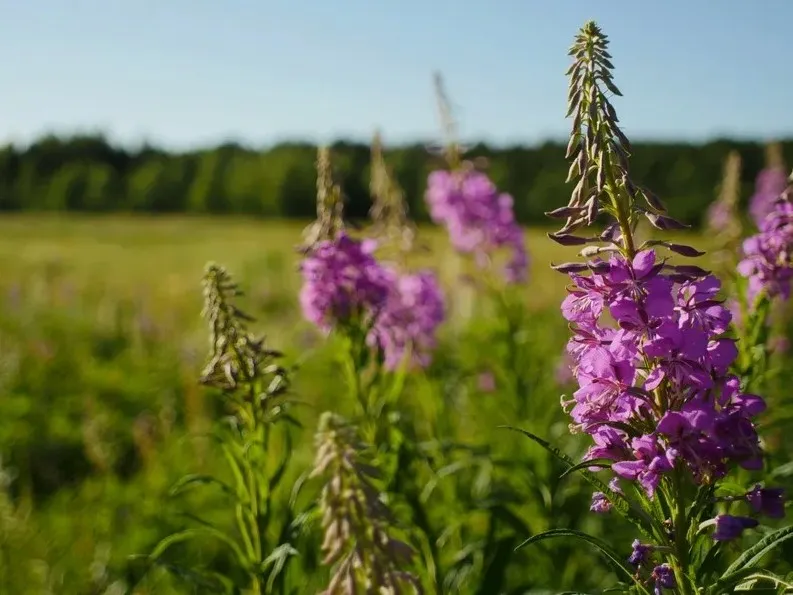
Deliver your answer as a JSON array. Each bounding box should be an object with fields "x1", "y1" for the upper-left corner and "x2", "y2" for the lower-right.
[
  {"x1": 312, "y1": 413, "x2": 422, "y2": 594},
  {"x1": 749, "y1": 142, "x2": 788, "y2": 228},
  {"x1": 300, "y1": 144, "x2": 444, "y2": 374},
  {"x1": 512, "y1": 21, "x2": 791, "y2": 595},
  {"x1": 734, "y1": 172, "x2": 793, "y2": 390},
  {"x1": 368, "y1": 130, "x2": 446, "y2": 372},
  {"x1": 425, "y1": 73, "x2": 528, "y2": 285},
  {"x1": 143, "y1": 264, "x2": 298, "y2": 594}
]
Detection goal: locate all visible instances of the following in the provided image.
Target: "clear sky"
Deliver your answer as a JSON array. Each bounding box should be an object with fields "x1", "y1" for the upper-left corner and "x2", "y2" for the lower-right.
[{"x1": 2, "y1": 0, "x2": 792, "y2": 150}]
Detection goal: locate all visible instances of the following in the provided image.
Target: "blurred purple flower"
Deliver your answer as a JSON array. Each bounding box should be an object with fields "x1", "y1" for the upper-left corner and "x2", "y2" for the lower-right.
[
  {"x1": 369, "y1": 269, "x2": 445, "y2": 370},
  {"x1": 477, "y1": 370, "x2": 497, "y2": 393},
  {"x1": 712, "y1": 514, "x2": 758, "y2": 541},
  {"x1": 299, "y1": 233, "x2": 392, "y2": 332},
  {"x1": 628, "y1": 539, "x2": 652, "y2": 567},
  {"x1": 746, "y1": 484, "x2": 785, "y2": 519},
  {"x1": 750, "y1": 167, "x2": 788, "y2": 227},
  {"x1": 738, "y1": 194, "x2": 793, "y2": 303},
  {"x1": 651, "y1": 564, "x2": 675, "y2": 594},
  {"x1": 590, "y1": 492, "x2": 611, "y2": 513},
  {"x1": 426, "y1": 168, "x2": 528, "y2": 284}
]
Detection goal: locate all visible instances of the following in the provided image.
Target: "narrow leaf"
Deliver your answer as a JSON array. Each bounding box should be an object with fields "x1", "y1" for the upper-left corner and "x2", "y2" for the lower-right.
[{"x1": 516, "y1": 529, "x2": 650, "y2": 594}]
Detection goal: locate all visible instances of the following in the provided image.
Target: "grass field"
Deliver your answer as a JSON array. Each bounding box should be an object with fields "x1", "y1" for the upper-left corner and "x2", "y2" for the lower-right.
[{"x1": 0, "y1": 215, "x2": 790, "y2": 594}]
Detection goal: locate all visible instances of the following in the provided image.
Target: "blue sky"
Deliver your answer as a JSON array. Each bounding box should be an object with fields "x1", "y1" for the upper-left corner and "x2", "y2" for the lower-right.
[{"x1": 2, "y1": 0, "x2": 792, "y2": 149}]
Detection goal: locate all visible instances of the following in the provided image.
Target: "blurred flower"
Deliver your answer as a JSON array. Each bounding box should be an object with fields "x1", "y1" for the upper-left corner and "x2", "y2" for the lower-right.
[
  {"x1": 370, "y1": 269, "x2": 445, "y2": 370},
  {"x1": 750, "y1": 167, "x2": 788, "y2": 227},
  {"x1": 711, "y1": 514, "x2": 759, "y2": 541},
  {"x1": 738, "y1": 180, "x2": 793, "y2": 303},
  {"x1": 426, "y1": 167, "x2": 528, "y2": 284},
  {"x1": 299, "y1": 233, "x2": 392, "y2": 332},
  {"x1": 651, "y1": 564, "x2": 675, "y2": 593},
  {"x1": 477, "y1": 370, "x2": 497, "y2": 393},
  {"x1": 590, "y1": 492, "x2": 611, "y2": 514},
  {"x1": 746, "y1": 484, "x2": 786, "y2": 519}
]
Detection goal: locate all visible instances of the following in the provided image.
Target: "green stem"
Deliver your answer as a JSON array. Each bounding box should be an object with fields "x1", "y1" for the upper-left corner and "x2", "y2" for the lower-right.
[{"x1": 672, "y1": 472, "x2": 694, "y2": 595}]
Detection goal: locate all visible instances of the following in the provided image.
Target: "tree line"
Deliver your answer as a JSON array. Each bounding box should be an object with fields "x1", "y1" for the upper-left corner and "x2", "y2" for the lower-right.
[{"x1": 0, "y1": 134, "x2": 790, "y2": 225}]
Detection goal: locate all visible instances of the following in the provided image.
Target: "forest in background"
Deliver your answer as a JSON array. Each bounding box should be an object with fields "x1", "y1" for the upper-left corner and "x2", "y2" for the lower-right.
[{"x1": 0, "y1": 134, "x2": 791, "y2": 225}]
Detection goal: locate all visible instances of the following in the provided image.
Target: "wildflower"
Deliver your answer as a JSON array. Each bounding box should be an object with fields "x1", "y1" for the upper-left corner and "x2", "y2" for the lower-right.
[
  {"x1": 477, "y1": 370, "x2": 497, "y2": 393},
  {"x1": 738, "y1": 178, "x2": 793, "y2": 303},
  {"x1": 711, "y1": 514, "x2": 759, "y2": 541},
  {"x1": 299, "y1": 233, "x2": 391, "y2": 332},
  {"x1": 746, "y1": 484, "x2": 786, "y2": 519},
  {"x1": 590, "y1": 492, "x2": 611, "y2": 514},
  {"x1": 425, "y1": 167, "x2": 528, "y2": 284},
  {"x1": 370, "y1": 269, "x2": 445, "y2": 370},
  {"x1": 651, "y1": 564, "x2": 675, "y2": 594},
  {"x1": 628, "y1": 539, "x2": 652, "y2": 567},
  {"x1": 750, "y1": 166, "x2": 788, "y2": 227}
]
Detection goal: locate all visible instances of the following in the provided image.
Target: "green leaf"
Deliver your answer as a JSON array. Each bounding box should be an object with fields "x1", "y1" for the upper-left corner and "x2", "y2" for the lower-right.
[
  {"x1": 712, "y1": 567, "x2": 793, "y2": 594},
  {"x1": 169, "y1": 474, "x2": 238, "y2": 500},
  {"x1": 723, "y1": 526, "x2": 793, "y2": 576},
  {"x1": 559, "y1": 458, "x2": 612, "y2": 479},
  {"x1": 149, "y1": 527, "x2": 248, "y2": 570},
  {"x1": 268, "y1": 430, "x2": 294, "y2": 492},
  {"x1": 474, "y1": 536, "x2": 517, "y2": 595},
  {"x1": 515, "y1": 529, "x2": 651, "y2": 594},
  {"x1": 500, "y1": 426, "x2": 659, "y2": 538},
  {"x1": 262, "y1": 543, "x2": 299, "y2": 592}
]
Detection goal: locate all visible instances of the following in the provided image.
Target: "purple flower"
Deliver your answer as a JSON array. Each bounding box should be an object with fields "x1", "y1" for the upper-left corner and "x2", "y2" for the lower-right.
[
  {"x1": 299, "y1": 233, "x2": 392, "y2": 331},
  {"x1": 612, "y1": 435, "x2": 676, "y2": 498},
  {"x1": 570, "y1": 349, "x2": 640, "y2": 427},
  {"x1": 628, "y1": 539, "x2": 652, "y2": 567},
  {"x1": 750, "y1": 166, "x2": 788, "y2": 226},
  {"x1": 369, "y1": 269, "x2": 445, "y2": 371},
  {"x1": 746, "y1": 484, "x2": 786, "y2": 519},
  {"x1": 651, "y1": 564, "x2": 675, "y2": 594},
  {"x1": 675, "y1": 275, "x2": 731, "y2": 335},
  {"x1": 590, "y1": 492, "x2": 611, "y2": 513},
  {"x1": 477, "y1": 370, "x2": 496, "y2": 393},
  {"x1": 712, "y1": 514, "x2": 759, "y2": 541},
  {"x1": 425, "y1": 168, "x2": 528, "y2": 283},
  {"x1": 739, "y1": 194, "x2": 793, "y2": 303}
]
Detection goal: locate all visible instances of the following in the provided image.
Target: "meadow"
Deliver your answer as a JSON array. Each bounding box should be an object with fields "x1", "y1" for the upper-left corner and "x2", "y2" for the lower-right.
[
  {"x1": 3, "y1": 20, "x2": 793, "y2": 595},
  {"x1": 1, "y1": 211, "x2": 792, "y2": 594}
]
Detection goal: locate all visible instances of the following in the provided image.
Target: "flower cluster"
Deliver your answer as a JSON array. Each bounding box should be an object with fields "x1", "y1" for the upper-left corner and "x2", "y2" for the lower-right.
[
  {"x1": 426, "y1": 167, "x2": 528, "y2": 283},
  {"x1": 750, "y1": 166, "x2": 789, "y2": 227},
  {"x1": 369, "y1": 270, "x2": 445, "y2": 370},
  {"x1": 738, "y1": 178, "x2": 793, "y2": 303},
  {"x1": 300, "y1": 232, "x2": 445, "y2": 370},
  {"x1": 299, "y1": 233, "x2": 392, "y2": 332},
  {"x1": 562, "y1": 250, "x2": 767, "y2": 510}
]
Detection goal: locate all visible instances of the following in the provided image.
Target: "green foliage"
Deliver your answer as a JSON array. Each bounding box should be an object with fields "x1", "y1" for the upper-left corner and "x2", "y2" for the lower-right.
[{"x1": 2, "y1": 133, "x2": 792, "y2": 225}]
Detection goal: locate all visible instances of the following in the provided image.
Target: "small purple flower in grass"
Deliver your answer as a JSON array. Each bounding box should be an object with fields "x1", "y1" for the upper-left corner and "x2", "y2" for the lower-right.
[
  {"x1": 746, "y1": 484, "x2": 786, "y2": 519},
  {"x1": 425, "y1": 168, "x2": 529, "y2": 284},
  {"x1": 712, "y1": 514, "x2": 759, "y2": 541},
  {"x1": 651, "y1": 564, "x2": 675, "y2": 594}
]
